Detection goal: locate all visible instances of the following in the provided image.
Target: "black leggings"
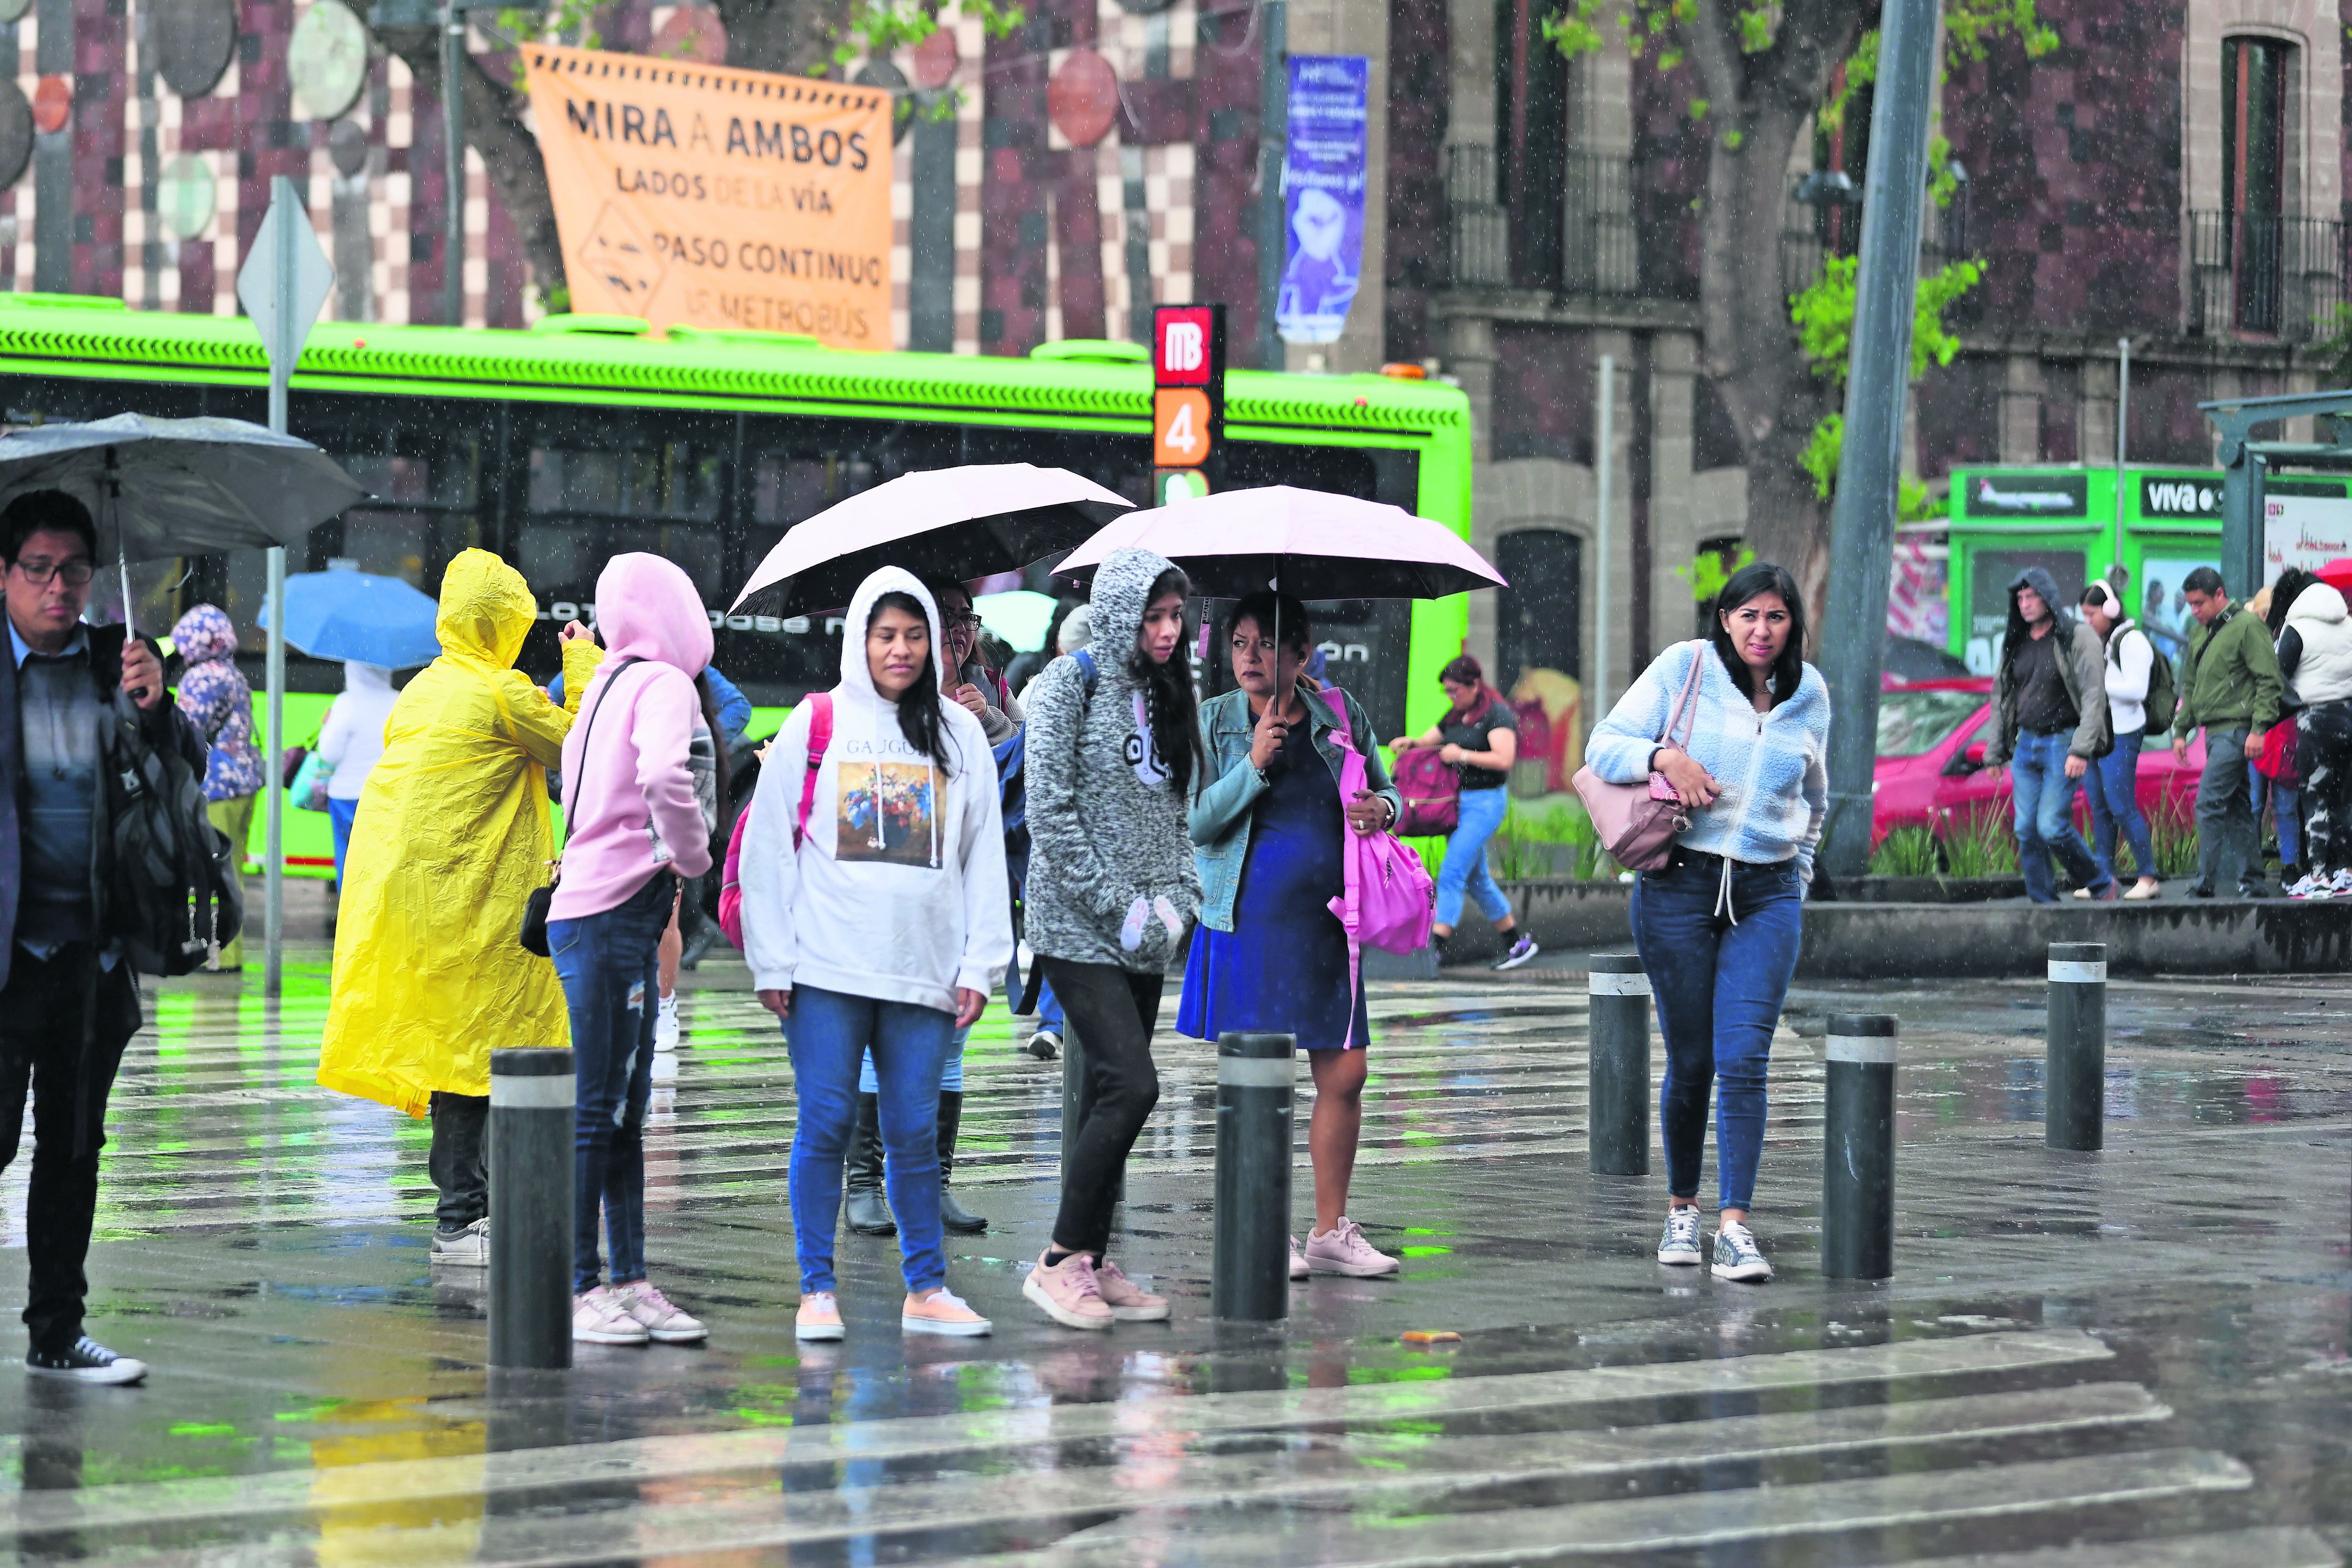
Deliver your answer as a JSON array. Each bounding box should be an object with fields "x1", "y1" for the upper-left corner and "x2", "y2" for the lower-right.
[
  {"x1": 2299, "y1": 700, "x2": 2352, "y2": 877},
  {"x1": 1041, "y1": 957, "x2": 1164, "y2": 1257}
]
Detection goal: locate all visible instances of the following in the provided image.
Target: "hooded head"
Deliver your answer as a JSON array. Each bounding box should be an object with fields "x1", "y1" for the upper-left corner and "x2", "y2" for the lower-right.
[
  {"x1": 1057, "y1": 603, "x2": 1093, "y2": 654},
  {"x1": 2288, "y1": 579, "x2": 2349, "y2": 627},
  {"x1": 2004, "y1": 565, "x2": 2075, "y2": 654},
  {"x1": 594, "y1": 553, "x2": 714, "y2": 677},
  {"x1": 1086, "y1": 545, "x2": 1182, "y2": 686},
  {"x1": 345, "y1": 660, "x2": 393, "y2": 692},
  {"x1": 838, "y1": 565, "x2": 945, "y2": 699},
  {"x1": 170, "y1": 604, "x2": 238, "y2": 666},
  {"x1": 436, "y1": 549, "x2": 539, "y2": 671}
]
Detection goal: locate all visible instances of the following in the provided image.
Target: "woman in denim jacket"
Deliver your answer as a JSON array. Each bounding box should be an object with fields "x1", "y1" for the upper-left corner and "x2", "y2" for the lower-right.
[{"x1": 1178, "y1": 592, "x2": 1404, "y2": 1279}]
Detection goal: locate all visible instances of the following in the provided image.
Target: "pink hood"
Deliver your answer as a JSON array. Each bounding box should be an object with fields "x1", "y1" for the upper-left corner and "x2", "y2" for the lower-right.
[{"x1": 548, "y1": 554, "x2": 716, "y2": 921}]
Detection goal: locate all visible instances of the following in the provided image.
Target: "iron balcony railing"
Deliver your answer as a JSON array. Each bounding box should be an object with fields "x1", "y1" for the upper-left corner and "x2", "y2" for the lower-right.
[
  {"x1": 1445, "y1": 146, "x2": 1638, "y2": 294},
  {"x1": 1560, "y1": 153, "x2": 1637, "y2": 295},
  {"x1": 2188, "y1": 211, "x2": 2346, "y2": 342}
]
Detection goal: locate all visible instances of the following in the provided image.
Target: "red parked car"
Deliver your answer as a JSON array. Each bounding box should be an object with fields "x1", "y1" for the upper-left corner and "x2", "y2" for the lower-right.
[{"x1": 1872, "y1": 677, "x2": 2203, "y2": 847}]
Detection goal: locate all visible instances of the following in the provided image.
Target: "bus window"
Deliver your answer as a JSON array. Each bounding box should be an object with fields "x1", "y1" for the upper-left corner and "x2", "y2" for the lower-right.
[{"x1": 1964, "y1": 548, "x2": 2083, "y2": 674}]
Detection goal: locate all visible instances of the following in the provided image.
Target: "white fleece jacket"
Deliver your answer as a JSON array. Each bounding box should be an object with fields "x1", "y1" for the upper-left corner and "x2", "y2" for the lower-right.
[{"x1": 738, "y1": 568, "x2": 1013, "y2": 1013}]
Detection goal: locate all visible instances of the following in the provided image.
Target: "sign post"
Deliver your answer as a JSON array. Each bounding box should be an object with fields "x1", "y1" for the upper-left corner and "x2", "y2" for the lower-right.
[
  {"x1": 236, "y1": 176, "x2": 335, "y2": 999},
  {"x1": 1153, "y1": 303, "x2": 1224, "y2": 505}
]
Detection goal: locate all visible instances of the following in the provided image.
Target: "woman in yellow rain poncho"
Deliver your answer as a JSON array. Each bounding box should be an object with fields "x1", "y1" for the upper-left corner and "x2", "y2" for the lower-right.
[{"x1": 319, "y1": 549, "x2": 599, "y2": 1264}]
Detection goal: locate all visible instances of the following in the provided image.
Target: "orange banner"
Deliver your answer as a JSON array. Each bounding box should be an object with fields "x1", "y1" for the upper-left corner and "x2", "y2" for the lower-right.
[{"x1": 523, "y1": 44, "x2": 892, "y2": 348}]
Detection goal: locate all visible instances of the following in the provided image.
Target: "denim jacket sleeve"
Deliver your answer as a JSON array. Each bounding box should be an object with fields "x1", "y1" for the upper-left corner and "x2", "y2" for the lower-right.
[{"x1": 1189, "y1": 692, "x2": 1266, "y2": 846}]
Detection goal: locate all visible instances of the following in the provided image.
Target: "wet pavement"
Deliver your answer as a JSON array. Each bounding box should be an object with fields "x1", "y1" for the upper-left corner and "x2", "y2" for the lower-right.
[{"x1": 0, "y1": 882, "x2": 2346, "y2": 1565}]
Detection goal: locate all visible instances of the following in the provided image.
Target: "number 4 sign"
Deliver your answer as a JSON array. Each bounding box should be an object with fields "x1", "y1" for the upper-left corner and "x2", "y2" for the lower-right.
[
  {"x1": 1152, "y1": 303, "x2": 1224, "y2": 483},
  {"x1": 1154, "y1": 389, "x2": 1211, "y2": 467}
]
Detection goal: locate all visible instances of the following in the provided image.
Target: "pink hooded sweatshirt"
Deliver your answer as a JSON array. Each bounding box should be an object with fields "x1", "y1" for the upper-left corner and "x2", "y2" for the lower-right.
[{"x1": 549, "y1": 554, "x2": 716, "y2": 920}]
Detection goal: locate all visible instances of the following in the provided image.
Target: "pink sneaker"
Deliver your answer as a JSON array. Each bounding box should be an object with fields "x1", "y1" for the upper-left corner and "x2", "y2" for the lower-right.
[
  {"x1": 1304, "y1": 1218, "x2": 1399, "y2": 1277},
  {"x1": 795, "y1": 1291, "x2": 844, "y2": 1342},
  {"x1": 1289, "y1": 1235, "x2": 1309, "y2": 1280},
  {"x1": 1022, "y1": 1250, "x2": 1113, "y2": 1330},
  {"x1": 1093, "y1": 1259, "x2": 1169, "y2": 1321},
  {"x1": 903, "y1": 1288, "x2": 993, "y2": 1337}
]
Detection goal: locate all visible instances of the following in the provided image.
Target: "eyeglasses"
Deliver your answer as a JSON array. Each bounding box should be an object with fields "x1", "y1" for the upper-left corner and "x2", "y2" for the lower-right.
[
  {"x1": 943, "y1": 613, "x2": 982, "y2": 631},
  {"x1": 11, "y1": 557, "x2": 94, "y2": 587}
]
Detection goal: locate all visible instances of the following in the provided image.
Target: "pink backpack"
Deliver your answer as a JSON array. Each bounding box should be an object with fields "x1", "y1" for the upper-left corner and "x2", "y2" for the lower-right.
[
  {"x1": 718, "y1": 693, "x2": 833, "y2": 951},
  {"x1": 1321, "y1": 690, "x2": 1437, "y2": 999}
]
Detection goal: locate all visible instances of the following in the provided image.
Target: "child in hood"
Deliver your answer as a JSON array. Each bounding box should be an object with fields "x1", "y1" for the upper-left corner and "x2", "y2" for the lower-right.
[{"x1": 170, "y1": 605, "x2": 263, "y2": 969}]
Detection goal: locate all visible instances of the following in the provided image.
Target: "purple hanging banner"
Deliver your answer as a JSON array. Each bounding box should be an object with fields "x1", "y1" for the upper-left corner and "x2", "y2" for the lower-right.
[{"x1": 1277, "y1": 55, "x2": 1368, "y2": 347}]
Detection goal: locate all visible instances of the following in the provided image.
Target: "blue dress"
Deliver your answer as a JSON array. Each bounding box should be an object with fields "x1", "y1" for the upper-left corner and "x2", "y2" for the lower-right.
[{"x1": 1178, "y1": 718, "x2": 1370, "y2": 1051}]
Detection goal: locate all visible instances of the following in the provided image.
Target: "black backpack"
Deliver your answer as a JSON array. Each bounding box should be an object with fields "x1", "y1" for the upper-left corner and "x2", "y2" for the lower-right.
[
  {"x1": 2138, "y1": 629, "x2": 2180, "y2": 736},
  {"x1": 104, "y1": 690, "x2": 243, "y2": 977}
]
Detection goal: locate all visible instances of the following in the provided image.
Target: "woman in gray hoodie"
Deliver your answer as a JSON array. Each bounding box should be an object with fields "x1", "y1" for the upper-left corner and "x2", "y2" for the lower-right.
[{"x1": 1020, "y1": 545, "x2": 1203, "y2": 1330}]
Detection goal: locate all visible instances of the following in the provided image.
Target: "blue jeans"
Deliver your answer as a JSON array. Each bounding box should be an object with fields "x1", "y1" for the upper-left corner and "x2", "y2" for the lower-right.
[
  {"x1": 2249, "y1": 764, "x2": 2301, "y2": 868},
  {"x1": 328, "y1": 797, "x2": 359, "y2": 885},
  {"x1": 549, "y1": 871, "x2": 673, "y2": 1294},
  {"x1": 1630, "y1": 853, "x2": 1803, "y2": 1213},
  {"x1": 2082, "y1": 729, "x2": 2155, "y2": 883},
  {"x1": 1436, "y1": 785, "x2": 1512, "y2": 929},
  {"x1": 2009, "y1": 729, "x2": 2109, "y2": 902},
  {"x1": 786, "y1": 985, "x2": 953, "y2": 1293},
  {"x1": 860, "y1": 1024, "x2": 968, "y2": 1094}
]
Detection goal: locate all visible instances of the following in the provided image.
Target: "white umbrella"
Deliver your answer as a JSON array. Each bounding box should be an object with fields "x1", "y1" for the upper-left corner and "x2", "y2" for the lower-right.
[{"x1": 731, "y1": 463, "x2": 1129, "y2": 618}]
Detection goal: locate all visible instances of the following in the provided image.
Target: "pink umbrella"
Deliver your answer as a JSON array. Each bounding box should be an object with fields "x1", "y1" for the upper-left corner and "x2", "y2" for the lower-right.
[
  {"x1": 1053, "y1": 485, "x2": 1504, "y2": 600},
  {"x1": 730, "y1": 463, "x2": 1131, "y2": 617}
]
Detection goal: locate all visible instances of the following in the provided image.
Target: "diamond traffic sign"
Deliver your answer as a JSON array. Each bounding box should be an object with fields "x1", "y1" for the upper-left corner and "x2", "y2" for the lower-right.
[{"x1": 237, "y1": 176, "x2": 336, "y2": 388}]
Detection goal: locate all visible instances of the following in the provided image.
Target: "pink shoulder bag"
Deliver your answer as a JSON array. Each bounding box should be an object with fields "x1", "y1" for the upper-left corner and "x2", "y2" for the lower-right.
[
  {"x1": 1320, "y1": 688, "x2": 1435, "y2": 1046},
  {"x1": 1572, "y1": 645, "x2": 1707, "y2": 871}
]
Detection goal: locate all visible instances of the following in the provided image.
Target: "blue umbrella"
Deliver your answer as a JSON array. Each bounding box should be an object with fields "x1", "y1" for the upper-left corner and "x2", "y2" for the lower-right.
[{"x1": 260, "y1": 569, "x2": 441, "y2": 668}]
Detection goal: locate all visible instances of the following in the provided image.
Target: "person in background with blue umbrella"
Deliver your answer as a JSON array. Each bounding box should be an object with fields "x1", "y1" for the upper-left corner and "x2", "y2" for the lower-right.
[
  {"x1": 314, "y1": 662, "x2": 398, "y2": 886},
  {"x1": 169, "y1": 605, "x2": 263, "y2": 973}
]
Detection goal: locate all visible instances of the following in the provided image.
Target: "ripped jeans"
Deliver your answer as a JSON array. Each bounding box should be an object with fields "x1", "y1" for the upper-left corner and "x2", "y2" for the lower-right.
[{"x1": 550, "y1": 870, "x2": 675, "y2": 1295}]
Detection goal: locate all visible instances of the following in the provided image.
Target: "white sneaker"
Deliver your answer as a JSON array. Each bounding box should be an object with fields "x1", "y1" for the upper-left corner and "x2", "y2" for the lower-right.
[
  {"x1": 1711, "y1": 1221, "x2": 1773, "y2": 1283},
  {"x1": 572, "y1": 1286, "x2": 651, "y2": 1345},
  {"x1": 2287, "y1": 873, "x2": 2329, "y2": 900},
  {"x1": 2330, "y1": 869, "x2": 2352, "y2": 896},
  {"x1": 430, "y1": 1217, "x2": 489, "y2": 1266},
  {"x1": 2071, "y1": 886, "x2": 2093, "y2": 900},
  {"x1": 1656, "y1": 1206, "x2": 1702, "y2": 1266},
  {"x1": 654, "y1": 994, "x2": 680, "y2": 1051},
  {"x1": 611, "y1": 1281, "x2": 706, "y2": 1343}
]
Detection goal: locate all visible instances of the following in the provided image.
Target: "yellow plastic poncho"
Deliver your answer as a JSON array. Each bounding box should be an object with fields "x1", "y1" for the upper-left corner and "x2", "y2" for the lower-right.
[{"x1": 318, "y1": 549, "x2": 599, "y2": 1116}]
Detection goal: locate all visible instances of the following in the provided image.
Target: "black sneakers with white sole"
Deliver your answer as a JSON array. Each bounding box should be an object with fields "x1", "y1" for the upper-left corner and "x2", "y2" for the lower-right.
[{"x1": 28, "y1": 1337, "x2": 148, "y2": 1385}]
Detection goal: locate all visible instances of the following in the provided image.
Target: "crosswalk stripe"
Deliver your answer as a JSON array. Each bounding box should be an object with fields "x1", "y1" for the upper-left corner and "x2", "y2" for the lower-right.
[
  {"x1": 931, "y1": 1448, "x2": 2250, "y2": 1568},
  {"x1": 1891, "y1": 1528, "x2": 2343, "y2": 1568},
  {"x1": 0, "y1": 1329, "x2": 2113, "y2": 1542},
  {"x1": 195, "y1": 1382, "x2": 2167, "y2": 1564}
]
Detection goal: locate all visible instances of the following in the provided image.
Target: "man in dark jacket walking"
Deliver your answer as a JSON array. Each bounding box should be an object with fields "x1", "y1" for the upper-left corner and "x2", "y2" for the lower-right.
[
  {"x1": 1983, "y1": 567, "x2": 2116, "y2": 903},
  {"x1": 2172, "y1": 565, "x2": 2283, "y2": 897},
  {"x1": 0, "y1": 489, "x2": 197, "y2": 1385}
]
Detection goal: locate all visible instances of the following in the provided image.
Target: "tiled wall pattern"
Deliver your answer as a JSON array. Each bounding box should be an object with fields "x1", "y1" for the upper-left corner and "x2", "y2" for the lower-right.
[{"x1": 5, "y1": 0, "x2": 1272, "y2": 356}]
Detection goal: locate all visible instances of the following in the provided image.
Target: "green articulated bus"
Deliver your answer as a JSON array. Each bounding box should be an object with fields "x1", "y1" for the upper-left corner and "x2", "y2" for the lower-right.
[
  {"x1": 1947, "y1": 464, "x2": 2352, "y2": 674},
  {"x1": 0, "y1": 295, "x2": 1474, "y2": 876}
]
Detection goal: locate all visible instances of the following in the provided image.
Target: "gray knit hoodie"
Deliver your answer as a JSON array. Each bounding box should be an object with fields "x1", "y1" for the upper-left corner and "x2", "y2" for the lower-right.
[{"x1": 1023, "y1": 545, "x2": 1202, "y2": 971}]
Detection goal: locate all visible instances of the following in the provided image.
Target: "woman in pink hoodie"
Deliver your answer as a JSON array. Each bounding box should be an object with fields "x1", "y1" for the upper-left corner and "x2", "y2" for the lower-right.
[{"x1": 547, "y1": 554, "x2": 716, "y2": 1348}]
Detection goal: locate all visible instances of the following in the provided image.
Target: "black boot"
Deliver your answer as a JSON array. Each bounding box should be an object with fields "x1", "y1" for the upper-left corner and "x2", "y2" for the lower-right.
[
  {"x1": 843, "y1": 1092, "x2": 896, "y2": 1236},
  {"x1": 936, "y1": 1089, "x2": 987, "y2": 1234}
]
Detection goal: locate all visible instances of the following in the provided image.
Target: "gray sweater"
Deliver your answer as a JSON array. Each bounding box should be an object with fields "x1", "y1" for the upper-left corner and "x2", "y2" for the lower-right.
[{"x1": 1022, "y1": 545, "x2": 1202, "y2": 971}]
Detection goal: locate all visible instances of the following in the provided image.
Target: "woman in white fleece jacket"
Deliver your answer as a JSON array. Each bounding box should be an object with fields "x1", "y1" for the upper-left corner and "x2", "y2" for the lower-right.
[
  {"x1": 1584, "y1": 560, "x2": 1829, "y2": 1288},
  {"x1": 739, "y1": 567, "x2": 1011, "y2": 1343}
]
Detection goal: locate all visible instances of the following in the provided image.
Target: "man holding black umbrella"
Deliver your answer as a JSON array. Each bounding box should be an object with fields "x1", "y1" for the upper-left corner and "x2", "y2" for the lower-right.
[{"x1": 0, "y1": 489, "x2": 200, "y2": 1385}]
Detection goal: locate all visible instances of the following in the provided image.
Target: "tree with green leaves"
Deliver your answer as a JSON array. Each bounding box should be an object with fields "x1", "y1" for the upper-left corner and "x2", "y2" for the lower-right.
[
  {"x1": 362, "y1": 0, "x2": 1015, "y2": 313},
  {"x1": 1546, "y1": 0, "x2": 2052, "y2": 605}
]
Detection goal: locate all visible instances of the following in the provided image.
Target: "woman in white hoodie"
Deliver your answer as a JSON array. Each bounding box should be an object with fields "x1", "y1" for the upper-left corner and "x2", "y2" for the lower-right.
[
  {"x1": 740, "y1": 568, "x2": 1011, "y2": 1341},
  {"x1": 2281, "y1": 577, "x2": 2352, "y2": 896},
  {"x1": 314, "y1": 661, "x2": 398, "y2": 885}
]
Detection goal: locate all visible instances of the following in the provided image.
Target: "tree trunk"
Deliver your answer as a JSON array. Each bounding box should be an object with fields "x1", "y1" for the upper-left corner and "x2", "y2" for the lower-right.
[
  {"x1": 715, "y1": 0, "x2": 860, "y2": 79},
  {"x1": 1685, "y1": 0, "x2": 1871, "y2": 625},
  {"x1": 376, "y1": 28, "x2": 569, "y2": 309}
]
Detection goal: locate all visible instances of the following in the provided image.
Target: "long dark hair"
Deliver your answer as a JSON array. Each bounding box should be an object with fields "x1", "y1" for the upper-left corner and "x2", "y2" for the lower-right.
[
  {"x1": 1709, "y1": 560, "x2": 1808, "y2": 706},
  {"x1": 870, "y1": 590, "x2": 953, "y2": 772},
  {"x1": 2266, "y1": 568, "x2": 2312, "y2": 637},
  {"x1": 1131, "y1": 565, "x2": 1206, "y2": 795}
]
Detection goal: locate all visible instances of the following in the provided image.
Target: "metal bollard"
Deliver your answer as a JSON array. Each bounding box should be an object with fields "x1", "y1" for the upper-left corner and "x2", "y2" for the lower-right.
[
  {"x1": 1821, "y1": 1014, "x2": 1897, "y2": 1282},
  {"x1": 490, "y1": 1047, "x2": 574, "y2": 1369},
  {"x1": 1210, "y1": 1032, "x2": 1294, "y2": 1321},
  {"x1": 1587, "y1": 954, "x2": 1651, "y2": 1176},
  {"x1": 2046, "y1": 941, "x2": 2106, "y2": 1152}
]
